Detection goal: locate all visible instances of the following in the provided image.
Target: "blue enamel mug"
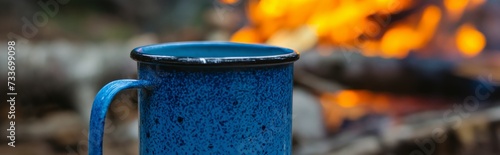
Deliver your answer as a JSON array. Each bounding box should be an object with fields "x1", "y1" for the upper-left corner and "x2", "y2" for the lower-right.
[{"x1": 89, "y1": 42, "x2": 299, "y2": 154}]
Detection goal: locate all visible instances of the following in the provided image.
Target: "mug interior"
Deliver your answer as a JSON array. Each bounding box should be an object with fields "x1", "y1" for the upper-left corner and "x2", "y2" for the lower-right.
[
  {"x1": 131, "y1": 41, "x2": 299, "y2": 66},
  {"x1": 137, "y1": 42, "x2": 292, "y2": 57}
]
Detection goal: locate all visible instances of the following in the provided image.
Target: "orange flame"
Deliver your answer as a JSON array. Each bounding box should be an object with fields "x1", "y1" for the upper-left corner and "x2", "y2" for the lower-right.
[
  {"x1": 231, "y1": 0, "x2": 414, "y2": 53},
  {"x1": 456, "y1": 24, "x2": 486, "y2": 57},
  {"x1": 379, "y1": 5, "x2": 442, "y2": 58},
  {"x1": 231, "y1": 0, "x2": 485, "y2": 58}
]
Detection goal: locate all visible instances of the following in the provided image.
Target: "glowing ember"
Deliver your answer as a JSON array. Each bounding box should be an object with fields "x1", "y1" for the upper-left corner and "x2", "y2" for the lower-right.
[
  {"x1": 456, "y1": 24, "x2": 486, "y2": 57},
  {"x1": 336, "y1": 90, "x2": 359, "y2": 108},
  {"x1": 319, "y1": 90, "x2": 392, "y2": 130}
]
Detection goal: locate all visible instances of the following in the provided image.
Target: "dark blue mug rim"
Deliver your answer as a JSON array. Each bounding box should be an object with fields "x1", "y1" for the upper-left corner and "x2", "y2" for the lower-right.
[{"x1": 130, "y1": 41, "x2": 299, "y2": 66}]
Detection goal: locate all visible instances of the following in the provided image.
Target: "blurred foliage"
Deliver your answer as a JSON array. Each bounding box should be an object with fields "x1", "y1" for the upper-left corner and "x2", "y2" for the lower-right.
[{"x1": 0, "y1": 0, "x2": 230, "y2": 41}]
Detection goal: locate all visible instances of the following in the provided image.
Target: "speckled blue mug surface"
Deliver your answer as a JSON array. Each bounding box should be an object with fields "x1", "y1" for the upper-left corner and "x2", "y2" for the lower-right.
[{"x1": 89, "y1": 42, "x2": 299, "y2": 155}]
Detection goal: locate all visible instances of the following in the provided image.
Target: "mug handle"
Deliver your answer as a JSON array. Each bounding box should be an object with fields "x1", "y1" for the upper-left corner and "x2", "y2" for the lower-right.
[{"x1": 88, "y1": 79, "x2": 151, "y2": 155}]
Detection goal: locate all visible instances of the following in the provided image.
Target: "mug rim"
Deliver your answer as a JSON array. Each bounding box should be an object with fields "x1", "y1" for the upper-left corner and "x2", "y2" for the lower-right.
[{"x1": 130, "y1": 41, "x2": 299, "y2": 66}]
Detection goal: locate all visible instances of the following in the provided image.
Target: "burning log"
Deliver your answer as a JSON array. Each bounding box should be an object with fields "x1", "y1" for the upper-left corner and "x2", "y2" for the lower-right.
[{"x1": 295, "y1": 50, "x2": 500, "y2": 101}]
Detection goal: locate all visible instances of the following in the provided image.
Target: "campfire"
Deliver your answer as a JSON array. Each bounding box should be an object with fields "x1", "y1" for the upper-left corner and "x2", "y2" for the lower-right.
[
  {"x1": 222, "y1": 0, "x2": 500, "y2": 154},
  {"x1": 228, "y1": 0, "x2": 487, "y2": 59}
]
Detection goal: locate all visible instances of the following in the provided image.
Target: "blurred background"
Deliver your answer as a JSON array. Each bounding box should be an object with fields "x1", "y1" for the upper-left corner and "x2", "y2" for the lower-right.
[{"x1": 1, "y1": 0, "x2": 500, "y2": 154}]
